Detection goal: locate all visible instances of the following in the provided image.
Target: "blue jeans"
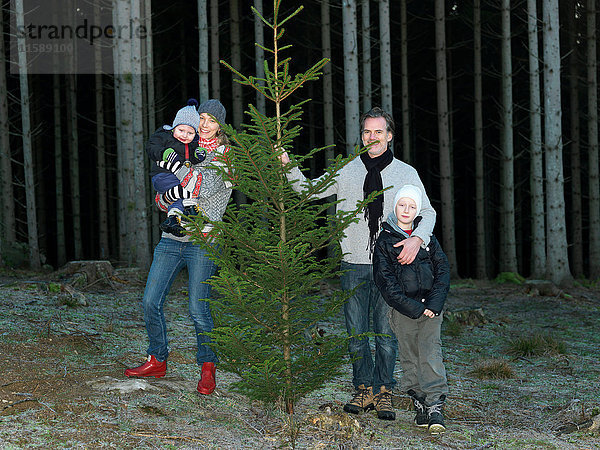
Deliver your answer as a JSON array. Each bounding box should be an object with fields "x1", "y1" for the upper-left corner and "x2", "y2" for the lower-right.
[
  {"x1": 142, "y1": 237, "x2": 218, "y2": 365},
  {"x1": 341, "y1": 262, "x2": 398, "y2": 394}
]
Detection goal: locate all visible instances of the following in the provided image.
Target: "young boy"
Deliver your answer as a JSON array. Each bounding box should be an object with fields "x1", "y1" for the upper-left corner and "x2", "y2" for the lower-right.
[
  {"x1": 146, "y1": 99, "x2": 207, "y2": 236},
  {"x1": 372, "y1": 184, "x2": 451, "y2": 434}
]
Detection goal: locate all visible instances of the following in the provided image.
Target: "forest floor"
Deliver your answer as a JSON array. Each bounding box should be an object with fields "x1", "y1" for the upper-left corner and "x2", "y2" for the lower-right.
[{"x1": 0, "y1": 266, "x2": 599, "y2": 449}]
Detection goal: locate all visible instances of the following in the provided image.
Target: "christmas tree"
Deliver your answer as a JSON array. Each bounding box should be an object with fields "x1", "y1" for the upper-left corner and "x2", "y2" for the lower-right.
[{"x1": 189, "y1": 1, "x2": 374, "y2": 415}]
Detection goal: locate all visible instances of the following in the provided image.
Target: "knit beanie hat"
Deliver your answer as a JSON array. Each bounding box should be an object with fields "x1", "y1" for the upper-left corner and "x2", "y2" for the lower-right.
[
  {"x1": 393, "y1": 184, "x2": 422, "y2": 217},
  {"x1": 198, "y1": 99, "x2": 226, "y2": 124},
  {"x1": 163, "y1": 99, "x2": 200, "y2": 131}
]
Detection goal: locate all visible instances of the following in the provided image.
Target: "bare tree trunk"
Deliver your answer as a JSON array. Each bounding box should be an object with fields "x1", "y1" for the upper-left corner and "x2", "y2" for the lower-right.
[
  {"x1": 230, "y1": 0, "x2": 246, "y2": 204},
  {"x1": 473, "y1": 0, "x2": 487, "y2": 279},
  {"x1": 499, "y1": 0, "x2": 517, "y2": 273},
  {"x1": 342, "y1": 0, "x2": 360, "y2": 155},
  {"x1": 587, "y1": 0, "x2": 600, "y2": 278},
  {"x1": 528, "y1": 0, "x2": 546, "y2": 278},
  {"x1": 400, "y1": 0, "x2": 411, "y2": 163},
  {"x1": 543, "y1": 0, "x2": 572, "y2": 285},
  {"x1": 15, "y1": 0, "x2": 40, "y2": 270},
  {"x1": 379, "y1": 0, "x2": 392, "y2": 115},
  {"x1": 322, "y1": 0, "x2": 334, "y2": 160},
  {"x1": 198, "y1": 0, "x2": 209, "y2": 102},
  {"x1": 67, "y1": 74, "x2": 82, "y2": 260},
  {"x1": 131, "y1": 0, "x2": 151, "y2": 269},
  {"x1": 114, "y1": 0, "x2": 135, "y2": 264},
  {"x1": 0, "y1": 6, "x2": 15, "y2": 248},
  {"x1": 94, "y1": 2, "x2": 109, "y2": 261},
  {"x1": 568, "y1": 1, "x2": 583, "y2": 277},
  {"x1": 360, "y1": 0, "x2": 372, "y2": 112},
  {"x1": 210, "y1": 0, "x2": 220, "y2": 98},
  {"x1": 254, "y1": 0, "x2": 266, "y2": 113},
  {"x1": 143, "y1": 0, "x2": 160, "y2": 246},
  {"x1": 434, "y1": 0, "x2": 458, "y2": 278}
]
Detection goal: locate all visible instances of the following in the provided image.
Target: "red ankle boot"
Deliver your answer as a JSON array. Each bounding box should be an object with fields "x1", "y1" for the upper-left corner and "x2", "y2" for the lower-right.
[
  {"x1": 124, "y1": 355, "x2": 167, "y2": 378},
  {"x1": 197, "y1": 362, "x2": 216, "y2": 395}
]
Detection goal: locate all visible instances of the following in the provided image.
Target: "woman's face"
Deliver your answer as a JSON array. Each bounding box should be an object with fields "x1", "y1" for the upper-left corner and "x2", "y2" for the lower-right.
[{"x1": 198, "y1": 113, "x2": 220, "y2": 140}]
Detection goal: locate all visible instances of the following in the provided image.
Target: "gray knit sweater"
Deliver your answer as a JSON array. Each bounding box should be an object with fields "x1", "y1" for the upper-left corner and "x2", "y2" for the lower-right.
[
  {"x1": 286, "y1": 156, "x2": 436, "y2": 264},
  {"x1": 162, "y1": 146, "x2": 233, "y2": 242}
]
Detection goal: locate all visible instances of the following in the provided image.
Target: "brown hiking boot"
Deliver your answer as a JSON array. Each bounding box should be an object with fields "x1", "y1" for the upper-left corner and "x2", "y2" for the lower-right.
[
  {"x1": 343, "y1": 384, "x2": 374, "y2": 414},
  {"x1": 374, "y1": 385, "x2": 395, "y2": 420}
]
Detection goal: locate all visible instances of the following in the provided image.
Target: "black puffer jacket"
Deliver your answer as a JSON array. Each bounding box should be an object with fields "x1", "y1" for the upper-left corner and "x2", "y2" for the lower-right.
[
  {"x1": 373, "y1": 219, "x2": 450, "y2": 319},
  {"x1": 146, "y1": 128, "x2": 202, "y2": 178}
]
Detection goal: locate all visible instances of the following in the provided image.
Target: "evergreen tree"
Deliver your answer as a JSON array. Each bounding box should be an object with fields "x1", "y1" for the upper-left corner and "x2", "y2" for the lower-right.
[{"x1": 188, "y1": 1, "x2": 373, "y2": 414}]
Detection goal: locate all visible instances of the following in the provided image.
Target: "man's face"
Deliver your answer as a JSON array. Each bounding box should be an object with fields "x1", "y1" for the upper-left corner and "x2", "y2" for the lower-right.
[{"x1": 361, "y1": 116, "x2": 393, "y2": 158}]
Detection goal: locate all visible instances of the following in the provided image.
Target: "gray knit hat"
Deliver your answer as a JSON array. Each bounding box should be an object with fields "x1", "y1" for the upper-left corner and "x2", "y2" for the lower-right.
[
  {"x1": 198, "y1": 99, "x2": 226, "y2": 124},
  {"x1": 163, "y1": 99, "x2": 201, "y2": 131}
]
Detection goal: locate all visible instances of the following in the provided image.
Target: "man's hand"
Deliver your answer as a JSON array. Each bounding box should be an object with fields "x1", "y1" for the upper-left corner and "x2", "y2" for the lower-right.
[
  {"x1": 423, "y1": 309, "x2": 435, "y2": 318},
  {"x1": 279, "y1": 150, "x2": 291, "y2": 165},
  {"x1": 393, "y1": 236, "x2": 423, "y2": 265}
]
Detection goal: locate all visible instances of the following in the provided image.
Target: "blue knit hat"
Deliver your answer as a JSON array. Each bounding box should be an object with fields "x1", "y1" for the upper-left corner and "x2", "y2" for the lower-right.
[
  {"x1": 163, "y1": 99, "x2": 201, "y2": 131},
  {"x1": 198, "y1": 99, "x2": 226, "y2": 124}
]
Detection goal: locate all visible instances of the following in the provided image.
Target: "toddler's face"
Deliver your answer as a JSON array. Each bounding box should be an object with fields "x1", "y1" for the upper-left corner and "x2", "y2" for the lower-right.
[
  {"x1": 395, "y1": 197, "x2": 418, "y2": 229},
  {"x1": 198, "y1": 113, "x2": 220, "y2": 140},
  {"x1": 173, "y1": 125, "x2": 196, "y2": 144}
]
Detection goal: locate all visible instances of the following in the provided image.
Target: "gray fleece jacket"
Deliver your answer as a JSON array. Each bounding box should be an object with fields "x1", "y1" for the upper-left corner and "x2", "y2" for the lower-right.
[
  {"x1": 286, "y1": 156, "x2": 436, "y2": 264},
  {"x1": 162, "y1": 146, "x2": 232, "y2": 243}
]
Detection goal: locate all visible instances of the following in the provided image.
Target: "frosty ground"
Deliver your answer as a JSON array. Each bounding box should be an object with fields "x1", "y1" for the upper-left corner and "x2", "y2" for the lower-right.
[{"x1": 1, "y1": 267, "x2": 599, "y2": 449}]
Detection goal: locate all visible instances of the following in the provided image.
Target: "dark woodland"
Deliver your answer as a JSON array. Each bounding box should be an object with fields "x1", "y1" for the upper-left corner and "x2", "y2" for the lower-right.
[{"x1": 2, "y1": 0, "x2": 599, "y2": 283}]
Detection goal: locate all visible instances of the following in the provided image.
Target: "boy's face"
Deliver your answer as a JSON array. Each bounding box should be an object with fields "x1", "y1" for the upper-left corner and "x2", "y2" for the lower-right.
[
  {"x1": 198, "y1": 113, "x2": 220, "y2": 140},
  {"x1": 395, "y1": 197, "x2": 418, "y2": 229},
  {"x1": 173, "y1": 124, "x2": 196, "y2": 144}
]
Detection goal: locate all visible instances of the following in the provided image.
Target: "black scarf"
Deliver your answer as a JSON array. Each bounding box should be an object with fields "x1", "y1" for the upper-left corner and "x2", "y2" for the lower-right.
[{"x1": 360, "y1": 148, "x2": 394, "y2": 255}]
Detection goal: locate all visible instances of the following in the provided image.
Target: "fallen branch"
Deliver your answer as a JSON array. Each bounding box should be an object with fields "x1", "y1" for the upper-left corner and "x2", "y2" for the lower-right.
[{"x1": 131, "y1": 432, "x2": 205, "y2": 443}]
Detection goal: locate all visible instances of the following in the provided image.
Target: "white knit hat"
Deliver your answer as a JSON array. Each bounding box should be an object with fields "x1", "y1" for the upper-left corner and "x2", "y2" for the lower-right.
[
  {"x1": 393, "y1": 184, "x2": 422, "y2": 217},
  {"x1": 163, "y1": 99, "x2": 201, "y2": 131}
]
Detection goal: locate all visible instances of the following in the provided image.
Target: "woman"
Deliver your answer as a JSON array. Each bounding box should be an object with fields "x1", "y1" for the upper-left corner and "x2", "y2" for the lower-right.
[{"x1": 125, "y1": 99, "x2": 231, "y2": 396}]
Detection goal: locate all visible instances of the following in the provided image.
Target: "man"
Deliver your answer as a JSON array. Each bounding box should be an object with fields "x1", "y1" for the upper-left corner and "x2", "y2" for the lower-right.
[{"x1": 279, "y1": 107, "x2": 436, "y2": 420}]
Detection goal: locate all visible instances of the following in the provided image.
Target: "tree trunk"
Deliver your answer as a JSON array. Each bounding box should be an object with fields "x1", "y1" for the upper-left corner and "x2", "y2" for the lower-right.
[
  {"x1": 528, "y1": 0, "x2": 546, "y2": 278},
  {"x1": 198, "y1": 0, "x2": 209, "y2": 102},
  {"x1": 143, "y1": 0, "x2": 160, "y2": 246},
  {"x1": 210, "y1": 0, "x2": 220, "y2": 98},
  {"x1": 543, "y1": 0, "x2": 573, "y2": 285},
  {"x1": 230, "y1": 0, "x2": 246, "y2": 205},
  {"x1": 360, "y1": 0, "x2": 372, "y2": 112},
  {"x1": 587, "y1": 0, "x2": 600, "y2": 278},
  {"x1": 400, "y1": 0, "x2": 411, "y2": 163},
  {"x1": 114, "y1": 0, "x2": 136, "y2": 264},
  {"x1": 15, "y1": 0, "x2": 41, "y2": 270},
  {"x1": 342, "y1": 0, "x2": 360, "y2": 155},
  {"x1": 568, "y1": 1, "x2": 583, "y2": 277},
  {"x1": 94, "y1": 2, "x2": 109, "y2": 262},
  {"x1": 434, "y1": 0, "x2": 458, "y2": 278},
  {"x1": 322, "y1": 0, "x2": 334, "y2": 160},
  {"x1": 473, "y1": 0, "x2": 487, "y2": 279},
  {"x1": 379, "y1": 0, "x2": 392, "y2": 115},
  {"x1": 66, "y1": 74, "x2": 82, "y2": 260},
  {"x1": 499, "y1": 0, "x2": 517, "y2": 273},
  {"x1": 130, "y1": 0, "x2": 151, "y2": 269},
  {"x1": 0, "y1": 5, "x2": 15, "y2": 248},
  {"x1": 254, "y1": 0, "x2": 266, "y2": 114}
]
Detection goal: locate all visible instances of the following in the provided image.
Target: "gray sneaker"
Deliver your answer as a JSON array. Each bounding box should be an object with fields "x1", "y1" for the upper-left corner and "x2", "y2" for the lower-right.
[
  {"x1": 427, "y1": 395, "x2": 446, "y2": 434},
  {"x1": 407, "y1": 390, "x2": 429, "y2": 427}
]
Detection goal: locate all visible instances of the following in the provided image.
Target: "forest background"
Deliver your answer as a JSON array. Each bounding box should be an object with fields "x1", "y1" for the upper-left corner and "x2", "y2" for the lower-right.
[{"x1": 1, "y1": 0, "x2": 599, "y2": 285}]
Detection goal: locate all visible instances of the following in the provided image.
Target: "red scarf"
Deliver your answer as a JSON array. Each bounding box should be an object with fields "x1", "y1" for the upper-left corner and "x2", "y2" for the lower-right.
[{"x1": 198, "y1": 137, "x2": 220, "y2": 153}]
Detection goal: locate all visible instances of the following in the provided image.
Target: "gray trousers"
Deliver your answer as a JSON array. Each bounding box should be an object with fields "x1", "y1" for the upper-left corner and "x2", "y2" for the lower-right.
[{"x1": 389, "y1": 309, "x2": 448, "y2": 405}]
